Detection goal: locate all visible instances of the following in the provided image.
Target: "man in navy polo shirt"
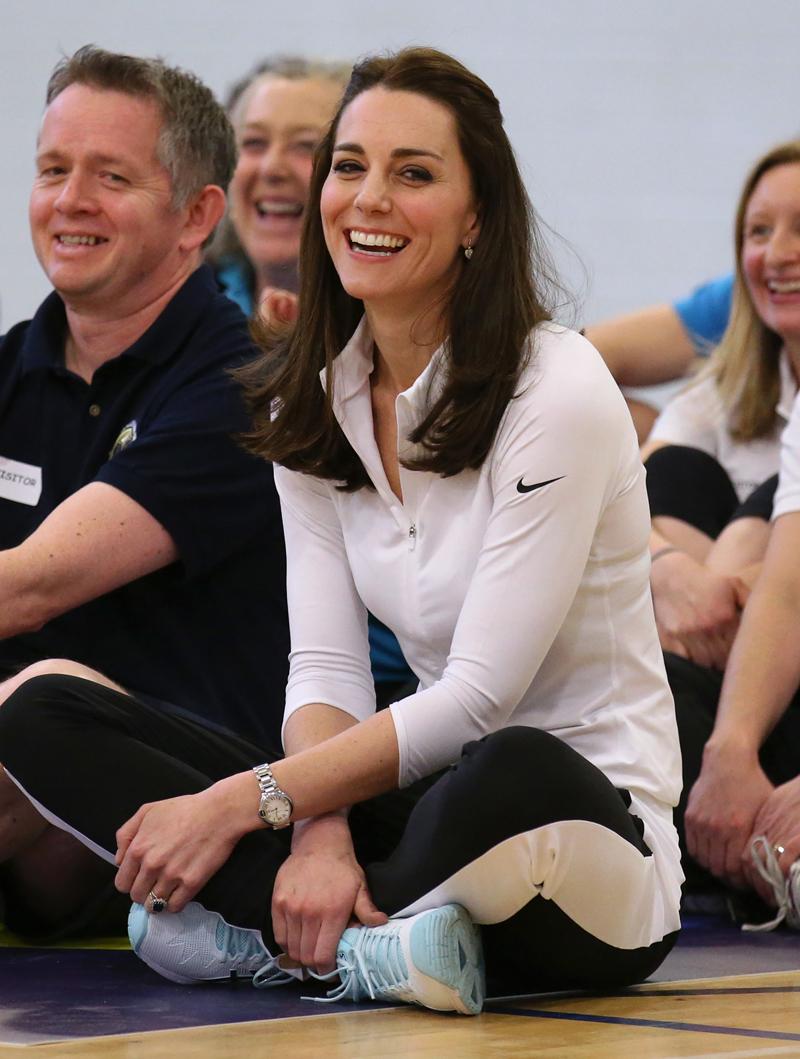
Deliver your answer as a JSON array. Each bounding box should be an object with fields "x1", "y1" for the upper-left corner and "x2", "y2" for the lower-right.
[{"x1": 0, "y1": 46, "x2": 288, "y2": 934}]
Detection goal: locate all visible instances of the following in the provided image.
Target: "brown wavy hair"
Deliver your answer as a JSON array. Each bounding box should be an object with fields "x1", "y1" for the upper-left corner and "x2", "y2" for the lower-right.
[{"x1": 239, "y1": 47, "x2": 561, "y2": 489}]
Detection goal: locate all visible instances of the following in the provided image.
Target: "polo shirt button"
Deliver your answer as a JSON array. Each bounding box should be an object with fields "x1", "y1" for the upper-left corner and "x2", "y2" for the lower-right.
[{"x1": 88, "y1": 403, "x2": 101, "y2": 417}]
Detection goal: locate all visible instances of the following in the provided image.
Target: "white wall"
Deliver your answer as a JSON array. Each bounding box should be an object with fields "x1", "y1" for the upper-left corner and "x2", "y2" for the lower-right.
[{"x1": 2, "y1": 0, "x2": 799, "y2": 328}]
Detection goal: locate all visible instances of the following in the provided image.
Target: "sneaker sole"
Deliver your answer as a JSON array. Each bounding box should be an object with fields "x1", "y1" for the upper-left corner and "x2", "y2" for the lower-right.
[{"x1": 408, "y1": 904, "x2": 485, "y2": 1015}]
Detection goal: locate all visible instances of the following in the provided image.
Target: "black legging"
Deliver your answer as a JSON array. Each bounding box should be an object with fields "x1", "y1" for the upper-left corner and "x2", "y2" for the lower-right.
[
  {"x1": 645, "y1": 445, "x2": 777, "y2": 538},
  {"x1": 0, "y1": 674, "x2": 676, "y2": 994}
]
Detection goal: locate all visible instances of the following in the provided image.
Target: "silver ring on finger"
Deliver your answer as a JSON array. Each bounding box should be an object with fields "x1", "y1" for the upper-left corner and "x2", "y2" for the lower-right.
[{"x1": 148, "y1": 890, "x2": 169, "y2": 914}]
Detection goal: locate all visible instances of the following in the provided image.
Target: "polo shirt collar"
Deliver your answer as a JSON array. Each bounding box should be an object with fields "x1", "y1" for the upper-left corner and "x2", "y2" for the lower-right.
[
  {"x1": 19, "y1": 264, "x2": 216, "y2": 377},
  {"x1": 321, "y1": 316, "x2": 447, "y2": 494},
  {"x1": 322, "y1": 315, "x2": 448, "y2": 414}
]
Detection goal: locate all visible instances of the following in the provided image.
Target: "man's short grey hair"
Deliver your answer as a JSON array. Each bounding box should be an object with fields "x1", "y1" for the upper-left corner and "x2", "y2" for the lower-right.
[{"x1": 46, "y1": 44, "x2": 237, "y2": 208}]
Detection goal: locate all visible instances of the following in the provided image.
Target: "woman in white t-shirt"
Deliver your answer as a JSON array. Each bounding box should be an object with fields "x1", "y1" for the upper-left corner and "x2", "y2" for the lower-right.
[
  {"x1": 642, "y1": 140, "x2": 800, "y2": 671},
  {"x1": 0, "y1": 47, "x2": 681, "y2": 1014}
]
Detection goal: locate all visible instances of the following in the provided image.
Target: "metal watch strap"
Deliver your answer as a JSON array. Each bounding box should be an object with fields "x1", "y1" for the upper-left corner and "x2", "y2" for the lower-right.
[{"x1": 252, "y1": 762, "x2": 293, "y2": 828}]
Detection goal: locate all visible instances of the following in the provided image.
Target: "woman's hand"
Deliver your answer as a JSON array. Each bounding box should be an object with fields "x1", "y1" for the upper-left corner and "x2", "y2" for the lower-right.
[
  {"x1": 258, "y1": 287, "x2": 299, "y2": 328},
  {"x1": 743, "y1": 776, "x2": 800, "y2": 904},
  {"x1": 685, "y1": 742, "x2": 773, "y2": 888},
  {"x1": 271, "y1": 813, "x2": 387, "y2": 973},
  {"x1": 651, "y1": 550, "x2": 749, "y2": 669},
  {"x1": 115, "y1": 776, "x2": 254, "y2": 912}
]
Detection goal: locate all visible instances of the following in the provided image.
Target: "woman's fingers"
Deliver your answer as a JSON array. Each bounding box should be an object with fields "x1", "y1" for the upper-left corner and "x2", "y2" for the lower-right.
[
  {"x1": 258, "y1": 287, "x2": 299, "y2": 327},
  {"x1": 115, "y1": 805, "x2": 148, "y2": 866},
  {"x1": 285, "y1": 920, "x2": 303, "y2": 965},
  {"x1": 353, "y1": 883, "x2": 388, "y2": 928},
  {"x1": 271, "y1": 901, "x2": 287, "y2": 953},
  {"x1": 312, "y1": 913, "x2": 349, "y2": 974}
]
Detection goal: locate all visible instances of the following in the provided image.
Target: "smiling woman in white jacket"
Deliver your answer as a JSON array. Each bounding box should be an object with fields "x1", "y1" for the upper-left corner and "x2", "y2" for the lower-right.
[{"x1": 0, "y1": 47, "x2": 682, "y2": 1015}]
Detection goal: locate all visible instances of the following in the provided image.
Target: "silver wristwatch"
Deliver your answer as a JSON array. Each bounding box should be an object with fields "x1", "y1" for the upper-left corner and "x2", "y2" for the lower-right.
[{"x1": 252, "y1": 763, "x2": 294, "y2": 829}]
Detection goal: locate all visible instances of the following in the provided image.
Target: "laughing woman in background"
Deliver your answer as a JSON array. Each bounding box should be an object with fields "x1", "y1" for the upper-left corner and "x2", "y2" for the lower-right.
[{"x1": 210, "y1": 56, "x2": 347, "y2": 307}]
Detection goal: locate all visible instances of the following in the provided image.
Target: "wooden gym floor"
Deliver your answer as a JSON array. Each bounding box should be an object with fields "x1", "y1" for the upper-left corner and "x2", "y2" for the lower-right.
[{"x1": 1, "y1": 915, "x2": 799, "y2": 1057}]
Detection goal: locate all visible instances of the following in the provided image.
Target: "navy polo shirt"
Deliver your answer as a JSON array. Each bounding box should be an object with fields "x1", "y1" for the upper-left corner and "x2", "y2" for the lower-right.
[{"x1": 0, "y1": 264, "x2": 288, "y2": 750}]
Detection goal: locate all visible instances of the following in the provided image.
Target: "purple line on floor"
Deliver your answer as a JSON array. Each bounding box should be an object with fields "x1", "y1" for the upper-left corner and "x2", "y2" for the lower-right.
[
  {"x1": 0, "y1": 947, "x2": 388, "y2": 1045},
  {"x1": 486, "y1": 1007, "x2": 800, "y2": 1042}
]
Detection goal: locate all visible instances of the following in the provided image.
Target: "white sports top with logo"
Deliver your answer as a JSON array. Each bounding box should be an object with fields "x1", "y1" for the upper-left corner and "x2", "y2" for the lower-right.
[{"x1": 274, "y1": 319, "x2": 683, "y2": 938}]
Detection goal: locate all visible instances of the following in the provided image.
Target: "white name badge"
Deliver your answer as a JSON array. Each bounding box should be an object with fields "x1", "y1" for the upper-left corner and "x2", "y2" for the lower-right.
[{"x1": 0, "y1": 456, "x2": 42, "y2": 507}]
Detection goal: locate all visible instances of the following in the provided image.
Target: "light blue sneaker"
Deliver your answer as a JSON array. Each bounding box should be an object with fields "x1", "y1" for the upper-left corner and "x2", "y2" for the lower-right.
[
  {"x1": 322, "y1": 904, "x2": 484, "y2": 1015},
  {"x1": 128, "y1": 901, "x2": 281, "y2": 985},
  {"x1": 743, "y1": 836, "x2": 800, "y2": 933}
]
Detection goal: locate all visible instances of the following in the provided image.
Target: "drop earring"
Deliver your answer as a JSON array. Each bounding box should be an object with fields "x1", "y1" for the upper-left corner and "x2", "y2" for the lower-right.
[{"x1": 463, "y1": 239, "x2": 474, "y2": 260}]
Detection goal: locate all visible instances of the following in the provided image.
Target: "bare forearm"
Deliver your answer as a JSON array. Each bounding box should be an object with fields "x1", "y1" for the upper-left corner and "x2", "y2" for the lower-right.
[
  {"x1": 210, "y1": 706, "x2": 400, "y2": 839},
  {"x1": 735, "y1": 560, "x2": 763, "y2": 591},
  {"x1": 649, "y1": 525, "x2": 674, "y2": 559},
  {"x1": 283, "y1": 702, "x2": 359, "y2": 755},
  {"x1": 0, "y1": 482, "x2": 176, "y2": 639},
  {"x1": 0, "y1": 545, "x2": 53, "y2": 636},
  {"x1": 274, "y1": 708, "x2": 399, "y2": 820},
  {"x1": 586, "y1": 305, "x2": 696, "y2": 387},
  {"x1": 708, "y1": 513, "x2": 800, "y2": 758},
  {"x1": 709, "y1": 583, "x2": 800, "y2": 756},
  {"x1": 283, "y1": 703, "x2": 360, "y2": 840}
]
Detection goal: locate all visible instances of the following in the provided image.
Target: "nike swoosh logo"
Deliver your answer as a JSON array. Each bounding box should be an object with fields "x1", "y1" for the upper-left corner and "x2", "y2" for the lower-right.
[{"x1": 516, "y1": 476, "x2": 564, "y2": 494}]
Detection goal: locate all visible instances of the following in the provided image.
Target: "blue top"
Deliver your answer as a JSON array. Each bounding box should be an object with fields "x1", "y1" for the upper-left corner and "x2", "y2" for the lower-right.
[
  {"x1": 215, "y1": 256, "x2": 414, "y2": 691},
  {"x1": 0, "y1": 265, "x2": 289, "y2": 750},
  {"x1": 673, "y1": 273, "x2": 734, "y2": 354},
  {"x1": 216, "y1": 256, "x2": 254, "y2": 318}
]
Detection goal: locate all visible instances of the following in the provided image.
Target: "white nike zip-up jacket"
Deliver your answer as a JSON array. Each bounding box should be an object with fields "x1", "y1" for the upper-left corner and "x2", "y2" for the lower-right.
[{"x1": 274, "y1": 318, "x2": 683, "y2": 934}]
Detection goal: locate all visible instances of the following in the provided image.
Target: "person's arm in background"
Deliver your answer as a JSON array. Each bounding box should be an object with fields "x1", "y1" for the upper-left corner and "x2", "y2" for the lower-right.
[
  {"x1": 647, "y1": 524, "x2": 747, "y2": 671},
  {"x1": 685, "y1": 389, "x2": 800, "y2": 894},
  {"x1": 639, "y1": 380, "x2": 748, "y2": 669},
  {"x1": 586, "y1": 305, "x2": 698, "y2": 441},
  {"x1": 586, "y1": 274, "x2": 734, "y2": 442},
  {"x1": 0, "y1": 482, "x2": 177, "y2": 638},
  {"x1": 684, "y1": 509, "x2": 800, "y2": 890},
  {"x1": 586, "y1": 305, "x2": 698, "y2": 390}
]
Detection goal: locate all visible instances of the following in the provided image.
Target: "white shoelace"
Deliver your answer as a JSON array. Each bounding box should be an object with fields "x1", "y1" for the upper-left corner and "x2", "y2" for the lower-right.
[
  {"x1": 251, "y1": 961, "x2": 347, "y2": 1005},
  {"x1": 252, "y1": 957, "x2": 300, "y2": 989},
  {"x1": 741, "y1": 835, "x2": 800, "y2": 932},
  {"x1": 250, "y1": 923, "x2": 413, "y2": 1004},
  {"x1": 303, "y1": 922, "x2": 410, "y2": 1005}
]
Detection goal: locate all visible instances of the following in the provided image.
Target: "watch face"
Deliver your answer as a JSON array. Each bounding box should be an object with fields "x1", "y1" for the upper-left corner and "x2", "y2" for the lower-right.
[{"x1": 264, "y1": 794, "x2": 292, "y2": 826}]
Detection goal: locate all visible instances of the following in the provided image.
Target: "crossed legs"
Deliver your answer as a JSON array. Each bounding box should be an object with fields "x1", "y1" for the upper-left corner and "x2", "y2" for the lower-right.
[
  {"x1": 0, "y1": 675, "x2": 677, "y2": 991},
  {"x1": 0, "y1": 660, "x2": 126, "y2": 934}
]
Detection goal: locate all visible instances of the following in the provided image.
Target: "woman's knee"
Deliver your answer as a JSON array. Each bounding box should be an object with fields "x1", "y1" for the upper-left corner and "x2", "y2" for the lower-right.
[
  {"x1": 461, "y1": 726, "x2": 585, "y2": 804},
  {"x1": 466, "y1": 725, "x2": 571, "y2": 774},
  {"x1": 0, "y1": 659, "x2": 119, "y2": 708},
  {"x1": 0, "y1": 673, "x2": 94, "y2": 747},
  {"x1": 645, "y1": 444, "x2": 738, "y2": 534},
  {"x1": 0, "y1": 674, "x2": 118, "y2": 790},
  {"x1": 460, "y1": 727, "x2": 634, "y2": 833}
]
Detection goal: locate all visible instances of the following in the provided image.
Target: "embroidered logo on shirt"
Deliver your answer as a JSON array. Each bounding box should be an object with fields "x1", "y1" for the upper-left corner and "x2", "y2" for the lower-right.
[
  {"x1": 109, "y1": 420, "x2": 138, "y2": 459},
  {"x1": 516, "y1": 475, "x2": 564, "y2": 494}
]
